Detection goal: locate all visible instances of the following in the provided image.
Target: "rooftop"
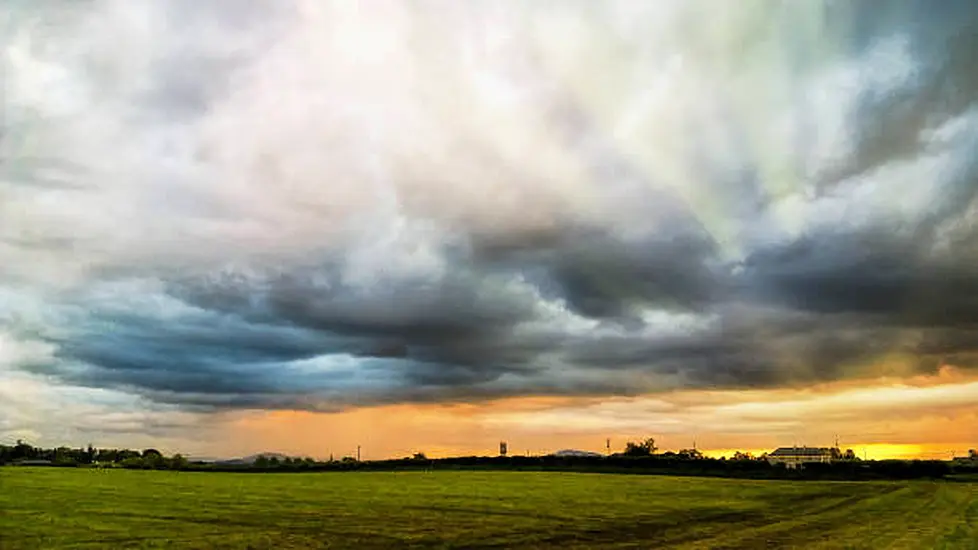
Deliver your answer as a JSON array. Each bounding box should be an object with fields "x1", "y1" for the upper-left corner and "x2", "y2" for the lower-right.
[
  {"x1": 769, "y1": 447, "x2": 835, "y2": 457},
  {"x1": 551, "y1": 449, "x2": 603, "y2": 458}
]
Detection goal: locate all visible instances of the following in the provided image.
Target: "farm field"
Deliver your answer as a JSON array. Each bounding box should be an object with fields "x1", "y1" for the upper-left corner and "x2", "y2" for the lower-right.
[{"x1": 0, "y1": 468, "x2": 975, "y2": 549}]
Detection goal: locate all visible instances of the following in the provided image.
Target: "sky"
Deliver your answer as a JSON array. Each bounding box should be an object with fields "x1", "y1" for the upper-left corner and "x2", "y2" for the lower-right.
[{"x1": 2, "y1": 0, "x2": 977, "y2": 461}]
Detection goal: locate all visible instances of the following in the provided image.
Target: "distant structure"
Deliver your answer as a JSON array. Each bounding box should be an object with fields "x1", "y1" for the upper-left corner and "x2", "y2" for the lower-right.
[
  {"x1": 952, "y1": 449, "x2": 977, "y2": 463},
  {"x1": 766, "y1": 447, "x2": 835, "y2": 469},
  {"x1": 499, "y1": 441, "x2": 508, "y2": 456},
  {"x1": 551, "y1": 449, "x2": 603, "y2": 458}
]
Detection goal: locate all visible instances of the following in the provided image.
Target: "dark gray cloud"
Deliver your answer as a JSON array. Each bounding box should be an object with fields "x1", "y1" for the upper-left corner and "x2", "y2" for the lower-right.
[
  {"x1": 486, "y1": 226, "x2": 724, "y2": 320},
  {"x1": 3, "y1": 0, "x2": 978, "y2": 416},
  {"x1": 815, "y1": 0, "x2": 978, "y2": 187},
  {"x1": 24, "y1": 199, "x2": 978, "y2": 410},
  {"x1": 742, "y1": 222, "x2": 978, "y2": 326}
]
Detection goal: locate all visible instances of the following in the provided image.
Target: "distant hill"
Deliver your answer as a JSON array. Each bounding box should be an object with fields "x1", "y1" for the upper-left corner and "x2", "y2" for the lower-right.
[{"x1": 214, "y1": 452, "x2": 293, "y2": 466}]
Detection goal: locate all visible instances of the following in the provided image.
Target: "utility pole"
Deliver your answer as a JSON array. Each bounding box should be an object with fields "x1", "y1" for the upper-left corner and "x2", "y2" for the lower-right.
[
  {"x1": 606, "y1": 438, "x2": 611, "y2": 455},
  {"x1": 357, "y1": 445, "x2": 361, "y2": 462}
]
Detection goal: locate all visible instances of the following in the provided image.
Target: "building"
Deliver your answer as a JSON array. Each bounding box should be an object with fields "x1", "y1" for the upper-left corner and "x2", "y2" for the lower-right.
[
  {"x1": 766, "y1": 447, "x2": 836, "y2": 469},
  {"x1": 550, "y1": 449, "x2": 603, "y2": 458},
  {"x1": 952, "y1": 449, "x2": 977, "y2": 463}
]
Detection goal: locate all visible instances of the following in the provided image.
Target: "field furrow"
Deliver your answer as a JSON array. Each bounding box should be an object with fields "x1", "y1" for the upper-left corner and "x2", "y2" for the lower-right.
[{"x1": 1, "y1": 468, "x2": 975, "y2": 549}]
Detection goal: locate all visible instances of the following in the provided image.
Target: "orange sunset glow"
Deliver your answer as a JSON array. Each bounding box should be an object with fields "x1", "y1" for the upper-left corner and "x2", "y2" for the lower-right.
[{"x1": 197, "y1": 367, "x2": 977, "y2": 461}]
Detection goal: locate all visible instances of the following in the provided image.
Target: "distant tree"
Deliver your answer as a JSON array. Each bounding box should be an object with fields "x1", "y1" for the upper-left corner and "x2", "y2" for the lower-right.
[
  {"x1": 120, "y1": 456, "x2": 146, "y2": 469},
  {"x1": 678, "y1": 448, "x2": 704, "y2": 460},
  {"x1": 844, "y1": 449, "x2": 858, "y2": 461},
  {"x1": 732, "y1": 451, "x2": 754, "y2": 461},
  {"x1": 13, "y1": 439, "x2": 34, "y2": 460},
  {"x1": 168, "y1": 454, "x2": 188, "y2": 470},
  {"x1": 623, "y1": 438, "x2": 658, "y2": 457},
  {"x1": 53, "y1": 447, "x2": 77, "y2": 465},
  {"x1": 254, "y1": 456, "x2": 270, "y2": 468},
  {"x1": 116, "y1": 449, "x2": 141, "y2": 462},
  {"x1": 141, "y1": 449, "x2": 164, "y2": 468},
  {"x1": 268, "y1": 456, "x2": 280, "y2": 467},
  {"x1": 412, "y1": 452, "x2": 428, "y2": 461},
  {"x1": 969, "y1": 449, "x2": 977, "y2": 460}
]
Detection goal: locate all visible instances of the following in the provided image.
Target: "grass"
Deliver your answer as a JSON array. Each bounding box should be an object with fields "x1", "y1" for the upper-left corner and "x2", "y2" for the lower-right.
[{"x1": 1, "y1": 468, "x2": 975, "y2": 549}]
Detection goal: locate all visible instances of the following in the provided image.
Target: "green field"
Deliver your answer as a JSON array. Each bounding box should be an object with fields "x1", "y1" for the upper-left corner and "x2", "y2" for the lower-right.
[{"x1": 1, "y1": 468, "x2": 975, "y2": 549}]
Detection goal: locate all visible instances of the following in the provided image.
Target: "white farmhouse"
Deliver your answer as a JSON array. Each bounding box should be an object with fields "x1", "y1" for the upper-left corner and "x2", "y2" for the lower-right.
[{"x1": 766, "y1": 447, "x2": 836, "y2": 469}]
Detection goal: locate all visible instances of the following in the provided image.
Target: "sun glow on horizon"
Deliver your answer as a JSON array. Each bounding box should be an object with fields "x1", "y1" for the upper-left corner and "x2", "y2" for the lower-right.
[{"x1": 195, "y1": 369, "x2": 978, "y2": 461}]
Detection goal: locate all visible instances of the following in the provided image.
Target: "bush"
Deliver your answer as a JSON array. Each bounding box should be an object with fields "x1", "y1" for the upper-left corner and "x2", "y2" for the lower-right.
[{"x1": 120, "y1": 457, "x2": 147, "y2": 469}]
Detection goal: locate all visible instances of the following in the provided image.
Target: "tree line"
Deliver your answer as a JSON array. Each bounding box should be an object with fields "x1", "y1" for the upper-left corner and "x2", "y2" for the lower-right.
[
  {"x1": 3, "y1": 438, "x2": 974, "y2": 480},
  {"x1": 0, "y1": 440, "x2": 190, "y2": 470}
]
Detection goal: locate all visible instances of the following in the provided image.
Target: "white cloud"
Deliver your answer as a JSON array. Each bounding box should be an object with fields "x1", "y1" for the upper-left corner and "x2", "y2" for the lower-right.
[{"x1": 5, "y1": 0, "x2": 930, "y2": 287}]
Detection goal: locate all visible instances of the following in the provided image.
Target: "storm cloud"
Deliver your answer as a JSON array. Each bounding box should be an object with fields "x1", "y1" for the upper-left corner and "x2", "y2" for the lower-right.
[{"x1": 2, "y1": 0, "x2": 978, "y2": 421}]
